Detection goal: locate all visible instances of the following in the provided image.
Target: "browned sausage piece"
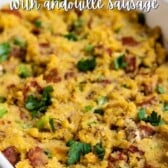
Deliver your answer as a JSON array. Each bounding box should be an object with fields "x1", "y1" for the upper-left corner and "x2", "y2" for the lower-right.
[
  {"x1": 64, "y1": 71, "x2": 75, "y2": 80},
  {"x1": 125, "y1": 56, "x2": 136, "y2": 73},
  {"x1": 138, "y1": 125, "x2": 155, "y2": 138},
  {"x1": 127, "y1": 145, "x2": 144, "y2": 156},
  {"x1": 122, "y1": 37, "x2": 139, "y2": 46},
  {"x1": 27, "y1": 147, "x2": 48, "y2": 167},
  {"x1": 43, "y1": 68, "x2": 62, "y2": 83},
  {"x1": 137, "y1": 96, "x2": 156, "y2": 106},
  {"x1": 1, "y1": 9, "x2": 22, "y2": 18},
  {"x1": 2, "y1": 146, "x2": 20, "y2": 166},
  {"x1": 11, "y1": 47, "x2": 26, "y2": 60}
]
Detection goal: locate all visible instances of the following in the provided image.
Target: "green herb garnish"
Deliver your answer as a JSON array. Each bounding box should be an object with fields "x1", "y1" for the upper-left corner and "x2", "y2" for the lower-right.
[
  {"x1": 49, "y1": 118, "x2": 56, "y2": 133},
  {"x1": 77, "y1": 57, "x2": 96, "y2": 72},
  {"x1": 138, "y1": 13, "x2": 146, "y2": 25},
  {"x1": 113, "y1": 54, "x2": 127, "y2": 70},
  {"x1": 36, "y1": 115, "x2": 49, "y2": 130},
  {"x1": 13, "y1": 38, "x2": 26, "y2": 48},
  {"x1": 93, "y1": 142, "x2": 105, "y2": 160},
  {"x1": 85, "y1": 44, "x2": 94, "y2": 53},
  {"x1": 0, "y1": 96, "x2": 6, "y2": 103},
  {"x1": 18, "y1": 64, "x2": 32, "y2": 78},
  {"x1": 138, "y1": 108, "x2": 146, "y2": 120},
  {"x1": 0, "y1": 42, "x2": 11, "y2": 62},
  {"x1": 34, "y1": 20, "x2": 43, "y2": 28},
  {"x1": 25, "y1": 85, "x2": 53, "y2": 118},
  {"x1": 164, "y1": 103, "x2": 168, "y2": 111},
  {"x1": 145, "y1": 111, "x2": 161, "y2": 126},
  {"x1": 73, "y1": 18, "x2": 84, "y2": 28},
  {"x1": 94, "y1": 108, "x2": 104, "y2": 115},
  {"x1": 64, "y1": 32, "x2": 78, "y2": 41},
  {"x1": 97, "y1": 96, "x2": 107, "y2": 106},
  {"x1": 138, "y1": 109, "x2": 161, "y2": 126},
  {"x1": 44, "y1": 149, "x2": 53, "y2": 159},
  {"x1": 66, "y1": 140, "x2": 91, "y2": 165},
  {"x1": 84, "y1": 105, "x2": 93, "y2": 112},
  {"x1": 0, "y1": 106, "x2": 7, "y2": 118},
  {"x1": 156, "y1": 85, "x2": 165, "y2": 94}
]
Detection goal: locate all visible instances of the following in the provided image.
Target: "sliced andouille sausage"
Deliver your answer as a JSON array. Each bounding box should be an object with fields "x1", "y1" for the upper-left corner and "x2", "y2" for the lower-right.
[
  {"x1": 27, "y1": 147, "x2": 48, "y2": 167},
  {"x1": 43, "y1": 68, "x2": 62, "y2": 83},
  {"x1": 2, "y1": 146, "x2": 20, "y2": 166},
  {"x1": 122, "y1": 37, "x2": 139, "y2": 46},
  {"x1": 125, "y1": 56, "x2": 136, "y2": 73}
]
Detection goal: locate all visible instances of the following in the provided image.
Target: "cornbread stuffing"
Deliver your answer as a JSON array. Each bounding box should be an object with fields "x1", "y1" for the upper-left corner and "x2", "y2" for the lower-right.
[{"x1": 0, "y1": 2, "x2": 168, "y2": 168}]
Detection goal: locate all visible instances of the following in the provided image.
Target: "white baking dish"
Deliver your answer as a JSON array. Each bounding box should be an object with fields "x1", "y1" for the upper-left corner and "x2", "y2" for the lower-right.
[{"x1": 0, "y1": 0, "x2": 167, "y2": 168}]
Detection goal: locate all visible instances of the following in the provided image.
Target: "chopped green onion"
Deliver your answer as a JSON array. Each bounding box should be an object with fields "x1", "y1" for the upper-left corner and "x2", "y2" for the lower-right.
[
  {"x1": 49, "y1": 118, "x2": 56, "y2": 133},
  {"x1": 156, "y1": 85, "x2": 165, "y2": 94},
  {"x1": 74, "y1": 18, "x2": 84, "y2": 28},
  {"x1": 34, "y1": 20, "x2": 43, "y2": 28},
  {"x1": 113, "y1": 54, "x2": 127, "y2": 70},
  {"x1": 44, "y1": 149, "x2": 53, "y2": 159},
  {"x1": 64, "y1": 32, "x2": 78, "y2": 41},
  {"x1": 93, "y1": 142, "x2": 105, "y2": 160},
  {"x1": 0, "y1": 106, "x2": 8, "y2": 118},
  {"x1": 85, "y1": 44, "x2": 94, "y2": 53},
  {"x1": 97, "y1": 96, "x2": 107, "y2": 106},
  {"x1": 13, "y1": 38, "x2": 26, "y2": 48},
  {"x1": 0, "y1": 42, "x2": 11, "y2": 62},
  {"x1": 18, "y1": 64, "x2": 32, "y2": 78},
  {"x1": 36, "y1": 115, "x2": 49, "y2": 130},
  {"x1": 138, "y1": 108, "x2": 146, "y2": 120},
  {"x1": 163, "y1": 103, "x2": 168, "y2": 111},
  {"x1": 84, "y1": 105, "x2": 93, "y2": 112}
]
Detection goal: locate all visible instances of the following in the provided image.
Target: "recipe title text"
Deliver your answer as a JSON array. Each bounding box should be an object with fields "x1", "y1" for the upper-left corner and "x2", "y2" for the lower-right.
[{"x1": 10, "y1": 0, "x2": 159, "y2": 13}]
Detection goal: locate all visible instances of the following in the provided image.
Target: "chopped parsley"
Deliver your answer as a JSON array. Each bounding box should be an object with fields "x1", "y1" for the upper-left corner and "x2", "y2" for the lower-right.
[
  {"x1": 113, "y1": 54, "x2": 127, "y2": 70},
  {"x1": 18, "y1": 64, "x2": 32, "y2": 78},
  {"x1": 64, "y1": 32, "x2": 78, "y2": 41},
  {"x1": 13, "y1": 38, "x2": 26, "y2": 48},
  {"x1": 156, "y1": 85, "x2": 165, "y2": 94},
  {"x1": 114, "y1": 27, "x2": 121, "y2": 33},
  {"x1": 85, "y1": 44, "x2": 94, "y2": 53},
  {"x1": 97, "y1": 96, "x2": 107, "y2": 106},
  {"x1": 73, "y1": 18, "x2": 84, "y2": 28},
  {"x1": 34, "y1": 20, "x2": 43, "y2": 28},
  {"x1": 66, "y1": 140, "x2": 91, "y2": 165},
  {"x1": 25, "y1": 85, "x2": 54, "y2": 118},
  {"x1": 93, "y1": 142, "x2": 105, "y2": 160},
  {"x1": 44, "y1": 149, "x2": 53, "y2": 159},
  {"x1": 36, "y1": 115, "x2": 49, "y2": 130},
  {"x1": 145, "y1": 111, "x2": 161, "y2": 126},
  {"x1": 138, "y1": 109, "x2": 161, "y2": 126},
  {"x1": 0, "y1": 96, "x2": 6, "y2": 103},
  {"x1": 164, "y1": 103, "x2": 168, "y2": 111},
  {"x1": 0, "y1": 42, "x2": 11, "y2": 62},
  {"x1": 137, "y1": 108, "x2": 146, "y2": 120},
  {"x1": 0, "y1": 106, "x2": 8, "y2": 118},
  {"x1": 138, "y1": 13, "x2": 146, "y2": 25},
  {"x1": 77, "y1": 57, "x2": 96, "y2": 72},
  {"x1": 36, "y1": 116, "x2": 56, "y2": 132},
  {"x1": 94, "y1": 108, "x2": 104, "y2": 115},
  {"x1": 84, "y1": 105, "x2": 93, "y2": 112}
]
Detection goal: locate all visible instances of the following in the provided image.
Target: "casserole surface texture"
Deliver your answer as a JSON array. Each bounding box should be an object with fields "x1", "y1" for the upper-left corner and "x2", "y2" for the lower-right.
[{"x1": 0, "y1": 2, "x2": 168, "y2": 168}]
